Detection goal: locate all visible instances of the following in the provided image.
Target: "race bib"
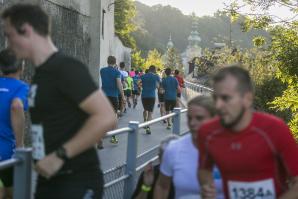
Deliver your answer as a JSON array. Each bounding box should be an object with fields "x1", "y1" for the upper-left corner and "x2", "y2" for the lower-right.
[
  {"x1": 228, "y1": 179, "x2": 275, "y2": 199},
  {"x1": 31, "y1": 124, "x2": 45, "y2": 160},
  {"x1": 29, "y1": 84, "x2": 38, "y2": 107}
]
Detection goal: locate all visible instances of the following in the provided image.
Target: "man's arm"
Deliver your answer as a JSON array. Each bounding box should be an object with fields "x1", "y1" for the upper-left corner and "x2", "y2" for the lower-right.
[
  {"x1": 133, "y1": 163, "x2": 154, "y2": 199},
  {"x1": 197, "y1": 124, "x2": 217, "y2": 199},
  {"x1": 198, "y1": 168, "x2": 217, "y2": 199},
  {"x1": 273, "y1": 121, "x2": 298, "y2": 199},
  {"x1": 153, "y1": 172, "x2": 172, "y2": 199},
  {"x1": 36, "y1": 90, "x2": 117, "y2": 178},
  {"x1": 10, "y1": 98, "x2": 25, "y2": 148},
  {"x1": 117, "y1": 78, "x2": 125, "y2": 101},
  {"x1": 62, "y1": 90, "x2": 116, "y2": 157},
  {"x1": 279, "y1": 177, "x2": 298, "y2": 199}
]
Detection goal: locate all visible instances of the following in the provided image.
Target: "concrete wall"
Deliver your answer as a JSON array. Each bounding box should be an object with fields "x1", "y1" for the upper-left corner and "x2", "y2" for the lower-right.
[
  {"x1": 46, "y1": 0, "x2": 90, "y2": 16},
  {"x1": 114, "y1": 36, "x2": 132, "y2": 70},
  {"x1": 0, "y1": 0, "x2": 101, "y2": 83},
  {"x1": 100, "y1": 0, "x2": 115, "y2": 68},
  {"x1": 99, "y1": 0, "x2": 132, "y2": 74},
  {"x1": 0, "y1": 0, "x2": 101, "y2": 144}
]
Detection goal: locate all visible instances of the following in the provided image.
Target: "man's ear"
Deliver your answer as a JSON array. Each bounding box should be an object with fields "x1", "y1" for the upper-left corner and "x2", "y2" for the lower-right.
[
  {"x1": 17, "y1": 23, "x2": 33, "y2": 37},
  {"x1": 244, "y1": 91, "x2": 253, "y2": 108}
]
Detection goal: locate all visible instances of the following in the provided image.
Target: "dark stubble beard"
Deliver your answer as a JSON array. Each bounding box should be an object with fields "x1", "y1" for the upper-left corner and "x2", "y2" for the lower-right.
[{"x1": 220, "y1": 106, "x2": 245, "y2": 129}]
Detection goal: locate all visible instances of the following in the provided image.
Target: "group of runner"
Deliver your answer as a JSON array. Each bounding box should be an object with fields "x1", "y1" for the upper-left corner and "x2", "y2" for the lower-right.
[
  {"x1": 0, "y1": 3, "x2": 298, "y2": 199},
  {"x1": 101, "y1": 59, "x2": 185, "y2": 136},
  {"x1": 132, "y1": 66, "x2": 298, "y2": 199}
]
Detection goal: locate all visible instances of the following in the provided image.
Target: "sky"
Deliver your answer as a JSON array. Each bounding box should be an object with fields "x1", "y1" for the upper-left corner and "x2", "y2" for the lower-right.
[{"x1": 137, "y1": 0, "x2": 294, "y2": 20}]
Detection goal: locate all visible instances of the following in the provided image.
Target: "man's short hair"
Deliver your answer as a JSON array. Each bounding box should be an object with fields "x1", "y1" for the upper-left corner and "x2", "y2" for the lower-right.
[
  {"x1": 174, "y1": 69, "x2": 179, "y2": 75},
  {"x1": 1, "y1": 4, "x2": 50, "y2": 36},
  {"x1": 107, "y1": 56, "x2": 116, "y2": 65},
  {"x1": 119, "y1": 62, "x2": 125, "y2": 69},
  {"x1": 165, "y1": 68, "x2": 171, "y2": 76},
  {"x1": 0, "y1": 49, "x2": 21, "y2": 75},
  {"x1": 213, "y1": 65, "x2": 253, "y2": 94},
  {"x1": 148, "y1": 65, "x2": 156, "y2": 73}
]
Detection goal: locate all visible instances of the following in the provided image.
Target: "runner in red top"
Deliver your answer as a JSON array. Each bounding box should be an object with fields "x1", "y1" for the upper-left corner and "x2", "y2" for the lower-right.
[
  {"x1": 174, "y1": 69, "x2": 185, "y2": 107},
  {"x1": 197, "y1": 65, "x2": 298, "y2": 199}
]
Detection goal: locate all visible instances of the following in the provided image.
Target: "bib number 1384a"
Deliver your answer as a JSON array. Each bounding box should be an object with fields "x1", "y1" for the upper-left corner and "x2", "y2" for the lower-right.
[{"x1": 228, "y1": 179, "x2": 276, "y2": 199}]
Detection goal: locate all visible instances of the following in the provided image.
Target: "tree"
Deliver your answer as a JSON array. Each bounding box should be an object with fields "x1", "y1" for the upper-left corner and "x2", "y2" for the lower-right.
[
  {"x1": 114, "y1": 0, "x2": 137, "y2": 49},
  {"x1": 269, "y1": 23, "x2": 298, "y2": 138},
  {"x1": 164, "y1": 47, "x2": 177, "y2": 70},
  {"x1": 175, "y1": 53, "x2": 184, "y2": 75},
  {"x1": 224, "y1": 0, "x2": 298, "y2": 138},
  {"x1": 144, "y1": 49, "x2": 164, "y2": 70},
  {"x1": 131, "y1": 50, "x2": 145, "y2": 70},
  {"x1": 163, "y1": 47, "x2": 184, "y2": 74}
]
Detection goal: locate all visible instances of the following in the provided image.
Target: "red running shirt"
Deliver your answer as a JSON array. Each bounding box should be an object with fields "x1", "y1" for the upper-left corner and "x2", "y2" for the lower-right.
[
  {"x1": 175, "y1": 75, "x2": 184, "y2": 94},
  {"x1": 197, "y1": 112, "x2": 298, "y2": 198}
]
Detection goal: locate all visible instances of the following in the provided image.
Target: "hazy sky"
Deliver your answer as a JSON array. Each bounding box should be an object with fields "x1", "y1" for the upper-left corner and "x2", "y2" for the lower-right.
[{"x1": 137, "y1": 0, "x2": 293, "y2": 20}]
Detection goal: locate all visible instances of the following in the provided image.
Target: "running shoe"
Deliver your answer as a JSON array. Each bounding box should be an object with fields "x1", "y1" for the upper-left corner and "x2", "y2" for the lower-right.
[
  {"x1": 110, "y1": 136, "x2": 118, "y2": 144},
  {"x1": 166, "y1": 124, "x2": 172, "y2": 130},
  {"x1": 146, "y1": 127, "x2": 151, "y2": 135}
]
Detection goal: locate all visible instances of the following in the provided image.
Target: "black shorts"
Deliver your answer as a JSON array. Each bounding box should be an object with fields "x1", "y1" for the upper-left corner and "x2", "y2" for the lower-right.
[
  {"x1": 0, "y1": 167, "x2": 13, "y2": 187},
  {"x1": 158, "y1": 93, "x2": 165, "y2": 103},
  {"x1": 177, "y1": 93, "x2": 181, "y2": 98},
  {"x1": 132, "y1": 90, "x2": 140, "y2": 95},
  {"x1": 107, "y1": 96, "x2": 119, "y2": 113},
  {"x1": 165, "y1": 100, "x2": 176, "y2": 112},
  {"x1": 35, "y1": 168, "x2": 103, "y2": 199},
  {"x1": 142, "y1": 98, "x2": 155, "y2": 112},
  {"x1": 125, "y1": 89, "x2": 132, "y2": 97}
]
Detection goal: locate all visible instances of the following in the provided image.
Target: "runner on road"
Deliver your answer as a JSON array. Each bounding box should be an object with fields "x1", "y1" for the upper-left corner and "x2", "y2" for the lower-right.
[
  {"x1": 0, "y1": 49, "x2": 29, "y2": 199},
  {"x1": 2, "y1": 4, "x2": 117, "y2": 198},
  {"x1": 141, "y1": 65, "x2": 160, "y2": 134},
  {"x1": 197, "y1": 65, "x2": 298, "y2": 199},
  {"x1": 100, "y1": 56, "x2": 125, "y2": 144},
  {"x1": 161, "y1": 68, "x2": 178, "y2": 130}
]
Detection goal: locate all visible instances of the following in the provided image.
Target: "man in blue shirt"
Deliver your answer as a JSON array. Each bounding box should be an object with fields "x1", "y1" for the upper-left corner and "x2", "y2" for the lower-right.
[
  {"x1": 100, "y1": 56, "x2": 125, "y2": 144},
  {"x1": 132, "y1": 70, "x2": 141, "y2": 108},
  {"x1": 141, "y1": 65, "x2": 160, "y2": 134},
  {"x1": 0, "y1": 49, "x2": 29, "y2": 198},
  {"x1": 162, "y1": 68, "x2": 178, "y2": 130}
]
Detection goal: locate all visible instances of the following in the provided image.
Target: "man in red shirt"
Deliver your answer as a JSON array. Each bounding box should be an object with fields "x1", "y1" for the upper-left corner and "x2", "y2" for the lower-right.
[
  {"x1": 197, "y1": 65, "x2": 298, "y2": 199},
  {"x1": 174, "y1": 69, "x2": 185, "y2": 108}
]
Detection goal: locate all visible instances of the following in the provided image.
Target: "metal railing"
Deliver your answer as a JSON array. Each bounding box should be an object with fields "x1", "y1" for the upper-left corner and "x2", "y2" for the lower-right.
[
  {"x1": 0, "y1": 149, "x2": 32, "y2": 199},
  {"x1": 103, "y1": 80, "x2": 213, "y2": 199},
  {"x1": 103, "y1": 107, "x2": 187, "y2": 199},
  {"x1": 183, "y1": 80, "x2": 213, "y2": 101},
  {"x1": 0, "y1": 81, "x2": 211, "y2": 199}
]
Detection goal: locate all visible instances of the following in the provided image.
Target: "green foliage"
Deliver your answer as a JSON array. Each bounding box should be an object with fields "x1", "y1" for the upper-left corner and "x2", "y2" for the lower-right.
[
  {"x1": 268, "y1": 23, "x2": 298, "y2": 138},
  {"x1": 252, "y1": 36, "x2": 266, "y2": 47},
  {"x1": 201, "y1": 47, "x2": 288, "y2": 121},
  {"x1": 164, "y1": 47, "x2": 178, "y2": 70},
  {"x1": 228, "y1": 0, "x2": 298, "y2": 138},
  {"x1": 144, "y1": 49, "x2": 164, "y2": 70},
  {"x1": 114, "y1": 0, "x2": 137, "y2": 48},
  {"x1": 254, "y1": 78, "x2": 289, "y2": 120},
  {"x1": 131, "y1": 50, "x2": 145, "y2": 69},
  {"x1": 270, "y1": 24, "x2": 298, "y2": 77}
]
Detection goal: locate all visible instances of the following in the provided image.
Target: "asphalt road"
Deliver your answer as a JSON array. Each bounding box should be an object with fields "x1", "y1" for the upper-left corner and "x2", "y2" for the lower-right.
[{"x1": 98, "y1": 97, "x2": 189, "y2": 172}]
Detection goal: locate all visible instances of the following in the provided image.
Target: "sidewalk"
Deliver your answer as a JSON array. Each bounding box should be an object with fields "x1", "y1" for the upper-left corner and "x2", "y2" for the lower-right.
[{"x1": 99, "y1": 97, "x2": 189, "y2": 171}]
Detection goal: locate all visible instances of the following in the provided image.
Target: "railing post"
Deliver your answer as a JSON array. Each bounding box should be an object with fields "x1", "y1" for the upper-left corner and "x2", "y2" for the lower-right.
[
  {"x1": 123, "y1": 121, "x2": 139, "y2": 199},
  {"x1": 172, "y1": 108, "x2": 182, "y2": 136},
  {"x1": 13, "y1": 148, "x2": 32, "y2": 199}
]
